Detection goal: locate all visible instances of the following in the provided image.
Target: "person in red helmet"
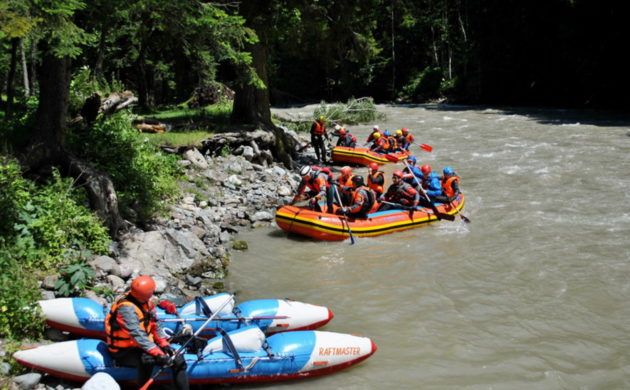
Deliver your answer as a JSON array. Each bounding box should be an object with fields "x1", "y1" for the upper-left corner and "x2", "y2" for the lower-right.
[
  {"x1": 334, "y1": 126, "x2": 357, "y2": 148},
  {"x1": 367, "y1": 162, "x2": 385, "y2": 198},
  {"x1": 401, "y1": 128, "x2": 414, "y2": 151},
  {"x1": 418, "y1": 164, "x2": 443, "y2": 206},
  {"x1": 379, "y1": 170, "x2": 419, "y2": 211},
  {"x1": 106, "y1": 275, "x2": 189, "y2": 390}
]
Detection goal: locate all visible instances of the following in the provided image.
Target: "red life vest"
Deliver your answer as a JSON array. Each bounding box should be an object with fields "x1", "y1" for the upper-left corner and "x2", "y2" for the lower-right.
[
  {"x1": 105, "y1": 296, "x2": 156, "y2": 353},
  {"x1": 311, "y1": 120, "x2": 326, "y2": 135},
  {"x1": 442, "y1": 176, "x2": 460, "y2": 197}
]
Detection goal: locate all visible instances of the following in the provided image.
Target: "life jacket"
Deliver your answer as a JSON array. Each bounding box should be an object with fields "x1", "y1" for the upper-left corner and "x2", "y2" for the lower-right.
[
  {"x1": 367, "y1": 171, "x2": 384, "y2": 195},
  {"x1": 405, "y1": 133, "x2": 415, "y2": 144},
  {"x1": 349, "y1": 186, "x2": 375, "y2": 216},
  {"x1": 105, "y1": 295, "x2": 156, "y2": 353},
  {"x1": 311, "y1": 166, "x2": 333, "y2": 181},
  {"x1": 387, "y1": 182, "x2": 417, "y2": 205},
  {"x1": 442, "y1": 175, "x2": 460, "y2": 198},
  {"x1": 387, "y1": 136, "x2": 398, "y2": 150},
  {"x1": 311, "y1": 120, "x2": 325, "y2": 135}
]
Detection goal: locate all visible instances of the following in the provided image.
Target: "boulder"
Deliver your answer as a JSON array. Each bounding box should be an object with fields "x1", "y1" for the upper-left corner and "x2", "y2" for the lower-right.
[{"x1": 81, "y1": 373, "x2": 120, "y2": 390}]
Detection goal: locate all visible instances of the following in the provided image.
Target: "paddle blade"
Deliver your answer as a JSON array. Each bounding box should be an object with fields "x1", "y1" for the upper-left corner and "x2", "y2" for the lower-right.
[
  {"x1": 139, "y1": 378, "x2": 155, "y2": 390},
  {"x1": 419, "y1": 143, "x2": 433, "y2": 152},
  {"x1": 384, "y1": 153, "x2": 399, "y2": 162}
]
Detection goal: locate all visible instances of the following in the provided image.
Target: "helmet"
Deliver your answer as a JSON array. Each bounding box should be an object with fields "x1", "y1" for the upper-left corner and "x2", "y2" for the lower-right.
[
  {"x1": 407, "y1": 156, "x2": 417, "y2": 164},
  {"x1": 396, "y1": 129, "x2": 403, "y2": 136},
  {"x1": 299, "y1": 165, "x2": 313, "y2": 177},
  {"x1": 130, "y1": 275, "x2": 156, "y2": 302},
  {"x1": 368, "y1": 162, "x2": 379, "y2": 171},
  {"x1": 334, "y1": 124, "x2": 341, "y2": 131},
  {"x1": 338, "y1": 128, "x2": 346, "y2": 136},
  {"x1": 383, "y1": 130, "x2": 390, "y2": 137},
  {"x1": 401, "y1": 127, "x2": 409, "y2": 135},
  {"x1": 340, "y1": 166, "x2": 352, "y2": 177},
  {"x1": 443, "y1": 166, "x2": 455, "y2": 176},
  {"x1": 373, "y1": 125, "x2": 380, "y2": 130},
  {"x1": 373, "y1": 132, "x2": 381, "y2": 139},
  {"x1": 392, "y1": 170, "x2": 404, "y2": 179},
  {"x1": 318, "y1": 115, "x2": 326, "y2": 122},
  {"x1": 352, "y1": 175, "x2": 365, "y2": 187},
  {"x1": 421, "y1": 164, "x2": 432, "y2": 175}
]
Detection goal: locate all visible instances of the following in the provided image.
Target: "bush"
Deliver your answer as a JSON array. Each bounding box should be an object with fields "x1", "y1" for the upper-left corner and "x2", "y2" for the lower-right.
[
  {"x1": 0, "y1": 158, "x2": 31, "y2": 239},
  {"x1": 401, "y1": 67, "x2": 444, "y2": 101},
  {"x1": 55, "y1": 260, "x2": 96, "y2": 297},
  {"x1": 67, "y1": 112, "x2": 181, "y2": 222},
  {"x1": 313, "y1": 97, "x2": 384, "y2": 125}
]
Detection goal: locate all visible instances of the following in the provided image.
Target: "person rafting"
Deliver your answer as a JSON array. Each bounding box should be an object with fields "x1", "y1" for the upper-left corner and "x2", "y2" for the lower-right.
[
  {"x1": 367, "y1": 162, "x2": 385, "y2": 198},
  {"x1": 292, "y1": 165, "x2": 335, "y2": 213},
  {"x1": 105, "y1": 275, "x2": 189, "y2": 390},
  {"x1": 341, "y1": 176, "x2": 376, "y2": 219},
  {"x1": 335, "y1": 166, "x2": 355, "y2": 205},
  {"x1": 370, "y1": 132, "x2": 390, "y2": 153},
  {"x1": 418, "y1": 164, "x2": 443, "y2": 206},
  {"x1": 394, "y1": 129, "x2": 406, "y2": 151},
  {"x1": 334, "y1": 126, "x2": 357, "y2": 148},
  {"x1": 310, "y1": 116, "x2": 330, "y2": 164},
  {"x1": 402, "y1": 155, "x2": 422, "y2": 187},
  {"x1": 379, "y1": 170, "x2": 420, "y2": 211},
  {"x1": 401, "y1": 127, "x2": 414, "y2": 151},
  {"x1": 433, "y1": 166, "x2": 461, "y2": 203},
  {"x1": 365, "y1": 125, "x2": 382, "y2": 145}
]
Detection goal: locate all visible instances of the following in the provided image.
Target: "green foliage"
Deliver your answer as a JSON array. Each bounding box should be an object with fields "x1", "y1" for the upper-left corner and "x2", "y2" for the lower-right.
[
  {"x1": 0, "y1": 157, "x2": 30, "y2": 239},
  {"x1": 54, "y1": 260, "x2": 95, "y2": 297},
  {"x1": 67, "y1": 112, "x2": 181, "y2": 222},
  {"x1": 401, "y1": 67, "x2": 444, "y2": 102},
  {"x1": 0, "y1": 247, "x2": 44, "y2": 339},
  {"x1": 69, "y1": 67, "x2": 124, "y2": 115},
  {"x1": 20, "y1": 170, "x2": 110, "y2": 263},
  {"x1": 313, "y1": 97, "x2": 384, "y2": 125}
]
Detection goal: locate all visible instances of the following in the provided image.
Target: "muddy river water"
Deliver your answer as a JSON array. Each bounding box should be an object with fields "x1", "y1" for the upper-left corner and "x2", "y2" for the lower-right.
[{"x1": 225, "y1": 104, "x2": 630, "y2": 389}]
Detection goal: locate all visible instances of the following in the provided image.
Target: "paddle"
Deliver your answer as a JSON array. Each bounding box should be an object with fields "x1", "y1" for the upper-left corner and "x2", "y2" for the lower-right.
[
  {"x1": 332, "y1": 184, "x2": 356, "y2": 245},
  {"x1": 139, "y1": 294, "x2": 235, "y2": 390},
  {"x1": 416, "y1": 143, "x2": 433, "y2": 152},
  {"x1": 384, "y1": 154, "x2": 455, "y2": 221}
]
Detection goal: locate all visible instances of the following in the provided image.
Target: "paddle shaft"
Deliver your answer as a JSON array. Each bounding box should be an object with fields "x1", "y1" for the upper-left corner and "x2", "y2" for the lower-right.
[
  {"x1": 139, "y1": 294, "x2": 235, "y2": 390},
  {"x1": 332, "y1": 184, "x2": 356, "y2": 245}
]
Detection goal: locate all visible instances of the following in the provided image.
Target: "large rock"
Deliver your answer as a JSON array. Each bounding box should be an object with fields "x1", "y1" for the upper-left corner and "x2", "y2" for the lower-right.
[
  {"x1": 13, "y1": 373, "x2": 41, "y2": 389},
  {"x1": 81, "y1": 372, "x2": 120, "y2": 390},
  {"x1": 183, "y1": 148, "x2": 208, "y2": 169}
]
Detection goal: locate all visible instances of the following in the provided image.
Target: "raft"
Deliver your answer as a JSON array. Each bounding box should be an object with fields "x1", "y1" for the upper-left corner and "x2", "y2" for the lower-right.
[
  {"x1": 39, "y1": 293, "x2": 333, "y2": 338},
  {"x1": 276, "y1": 193, "x2": 465, "y2": 241},
  {"x1": 331, "y1": 146, "x2": 409, "y2": 166},
  {"x1": 14, "y1": 326, "x2": 376, "y2": 385}
]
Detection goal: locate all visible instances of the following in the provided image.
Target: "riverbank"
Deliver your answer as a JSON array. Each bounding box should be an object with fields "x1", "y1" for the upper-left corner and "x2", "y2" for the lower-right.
[{"x1": 1, "y1": 136, "x2": 308, "y2": 389}]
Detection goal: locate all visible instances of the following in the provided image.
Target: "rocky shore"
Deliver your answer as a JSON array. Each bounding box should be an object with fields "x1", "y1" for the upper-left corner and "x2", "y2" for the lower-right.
[{"x1": 2, "y1": 129, "x2": 310, "y2": 389}]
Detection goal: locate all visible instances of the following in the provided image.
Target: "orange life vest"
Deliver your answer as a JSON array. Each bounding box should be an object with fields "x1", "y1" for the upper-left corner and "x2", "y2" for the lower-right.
[
  {"x1": 105, "y1": 296, "x2": 156, "y2": 353},
  {"x1": 442, "y1": 176, "x2": 460, "y2": 197},
  {"x1": 311, "y1": 120, "x2": 325, "y2": 135},
  {"x1": 368, "y1": 171, "x2": 384, "y2": 195}
]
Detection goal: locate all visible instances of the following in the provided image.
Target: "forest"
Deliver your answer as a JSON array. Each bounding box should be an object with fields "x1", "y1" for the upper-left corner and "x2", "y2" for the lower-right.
[{"x1": 0, "y1": 0, "x2": 628, "y2": 342}]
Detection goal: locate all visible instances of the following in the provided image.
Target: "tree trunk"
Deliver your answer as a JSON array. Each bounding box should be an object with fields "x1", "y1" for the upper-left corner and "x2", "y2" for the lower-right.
[
  {"x1": 94, "y1": 25, "x2": 108, "y2": 77},
  {"x1": 29, "y1": 42, "x2": 36, "y2": 93},
  {"x1": 5, "y1": 38, "x2": 19, "y2": 118},
  {"x1": 20, "y1": 39, "x2": 30, "y2": 97},
  {"x1": 25, "y1": 48, "x2": 124, "y2": 236},
  {"x1": 231, "y1": 42, "x2": 272, "y2": 128}
]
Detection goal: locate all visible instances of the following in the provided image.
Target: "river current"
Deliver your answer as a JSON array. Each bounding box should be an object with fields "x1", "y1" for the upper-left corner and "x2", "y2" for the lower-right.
[{"x1": 225, "y1": 105, "x2": 630, "y2": 389}]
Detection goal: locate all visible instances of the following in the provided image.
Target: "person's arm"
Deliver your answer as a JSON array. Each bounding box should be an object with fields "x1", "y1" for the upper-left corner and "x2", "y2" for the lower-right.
[
  {"x1": 291, "y1": 179, "x2": 307, "y2": 203},
  {"x1": 347, "y1": 191, "x2": 365, "y2": 213}
]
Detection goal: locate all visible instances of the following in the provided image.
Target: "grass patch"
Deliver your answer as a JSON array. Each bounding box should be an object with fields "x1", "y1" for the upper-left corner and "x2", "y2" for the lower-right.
[
  {"x1": 143, "y1": 131, "x2": 211, "y2": 148},
  {"x1": 144, "y1": 101, "x2": 233, "y2": 126}
]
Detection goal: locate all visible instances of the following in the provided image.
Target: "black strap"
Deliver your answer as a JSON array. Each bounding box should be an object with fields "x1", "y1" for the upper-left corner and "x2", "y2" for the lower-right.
[
  {"x1": 216, "y1": 328, "x2": 243, "y2": 370},
  {"x1": 195, "y1": 297, "x2": 213, "y2": 317}
]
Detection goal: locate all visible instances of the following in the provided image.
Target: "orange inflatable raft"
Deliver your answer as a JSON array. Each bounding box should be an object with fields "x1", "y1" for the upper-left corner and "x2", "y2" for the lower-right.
[
  {"x1": 276, "y1": 194, "x2": 465, "y2": 241},
  {"x1": 331, "y1": 146, "x2": 410, "y2": 166}
]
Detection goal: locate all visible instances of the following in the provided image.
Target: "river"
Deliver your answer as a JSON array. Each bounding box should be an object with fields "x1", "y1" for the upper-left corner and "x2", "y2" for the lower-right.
[{"x1": 224, "y1": 105, "x2": 630, "y2": 389}]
